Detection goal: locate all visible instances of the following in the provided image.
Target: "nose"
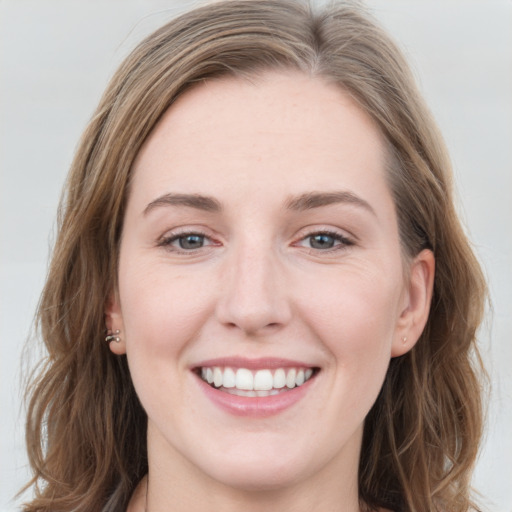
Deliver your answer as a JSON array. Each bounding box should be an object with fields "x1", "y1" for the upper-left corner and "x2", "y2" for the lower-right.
[{"x1": 215, "y1": 242, "x2": 292, "y2": 336}]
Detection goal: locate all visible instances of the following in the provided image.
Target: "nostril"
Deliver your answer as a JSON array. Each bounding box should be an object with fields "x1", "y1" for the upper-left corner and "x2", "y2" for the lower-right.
[{"x1": 220, "y1": 317, "x2": 285, "y2": 336}]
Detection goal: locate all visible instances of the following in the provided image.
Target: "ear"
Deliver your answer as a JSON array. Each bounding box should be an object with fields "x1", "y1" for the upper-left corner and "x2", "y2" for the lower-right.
[
  {"x1": 391, "y1": 249, "x2": 435, "y2": 357},
  {"x1": 105, "y1": 292, "x2": 127, "y2": 355}
]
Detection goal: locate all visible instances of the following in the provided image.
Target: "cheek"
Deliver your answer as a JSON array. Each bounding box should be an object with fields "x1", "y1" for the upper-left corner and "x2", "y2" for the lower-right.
[
  {"x1": 297, "y1": 265, "x2": 403, "y2": 385},
  {"x1": 301, "y1": 266, "x2": 402, "y2": 342},
  {"x1": 118, "y1": 257, "x2": 217, "y2": 360},
  {"x1": 117, "y1": 260, "x2": 215, "y2": 415}
]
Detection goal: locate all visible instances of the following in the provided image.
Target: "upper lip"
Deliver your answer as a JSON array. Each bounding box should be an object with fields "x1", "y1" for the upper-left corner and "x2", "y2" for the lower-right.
[{"x1": 192, "y1": 357, "x2": 317, "y2": 370}]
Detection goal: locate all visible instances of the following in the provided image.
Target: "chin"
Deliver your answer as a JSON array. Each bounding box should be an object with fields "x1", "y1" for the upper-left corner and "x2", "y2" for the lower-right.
[
  {"x1": 212, "y1": 466, "x2": 301, "y2": 492},
  {"x1": 197, "y1": 449, "x2": 308, "y2": 492}
]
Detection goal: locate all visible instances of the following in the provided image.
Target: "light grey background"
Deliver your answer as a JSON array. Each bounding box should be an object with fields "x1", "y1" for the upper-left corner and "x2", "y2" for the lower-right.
[{"x1": 1, "y1": 1, "x2": 511, "y2": 510}]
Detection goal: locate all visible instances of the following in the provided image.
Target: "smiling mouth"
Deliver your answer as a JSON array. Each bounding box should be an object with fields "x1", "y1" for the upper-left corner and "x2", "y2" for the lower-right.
[{"x1": 196, "y1": 366, "x2": 318, "y2": 397}]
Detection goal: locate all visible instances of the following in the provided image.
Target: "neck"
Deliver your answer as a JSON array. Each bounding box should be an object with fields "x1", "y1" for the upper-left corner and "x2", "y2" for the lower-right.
[
  {"x1": 129, "y1": 424, "x2": 363, "y2": 512},
  {"x1": 134, "y1": 475, "x2": 361, "y2": 512}
]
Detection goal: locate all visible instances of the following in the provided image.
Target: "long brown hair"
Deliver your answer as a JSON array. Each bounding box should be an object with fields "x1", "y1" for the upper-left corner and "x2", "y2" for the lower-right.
[{"x1": 22, "y1": 1, "x2": 487, "y2": 510}]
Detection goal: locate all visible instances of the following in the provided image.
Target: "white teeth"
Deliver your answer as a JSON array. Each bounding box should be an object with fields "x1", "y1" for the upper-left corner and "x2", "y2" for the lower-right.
[
  {"x1": 200, "y1": 366, "x2": 315, "y2": 392},
  {"x1": 223, "y1": 367, "x2": 236, "y2": 388},
  {"x1": 286, "y1": 368, "x2": 297, "y2": 388},
  {"x1": 256, "y1": 389, "x2": 280, "y2": 397},
  {"x1": 273, "y1": 368, "x2": 286, "y2": 389},
  {"x1": 254, "y1": 369, "x2": 273, "y2": 391},
  {"x1": 226, "y1": 388, "x2": 259, "y2": 397},
  {"x1": 213, "y1": 367, "x2": 223, "y2": 388},
  {"x1": 236, "y1": 368, "x2": 254, "y2": 390}
]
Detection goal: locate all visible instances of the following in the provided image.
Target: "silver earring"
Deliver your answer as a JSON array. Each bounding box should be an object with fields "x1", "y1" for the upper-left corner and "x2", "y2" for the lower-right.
[
  {"x1": 402, "y1": 336, "x2": 407, "y2": 344},
  {"x1": 105, "y1": 329, "x2": 121, "y2": 343}
]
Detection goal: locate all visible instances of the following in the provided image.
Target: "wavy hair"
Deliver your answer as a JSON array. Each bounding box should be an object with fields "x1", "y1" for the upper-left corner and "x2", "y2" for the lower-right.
[{"x1": 22, "y1": 1, "x2": 487, "y2": 510}]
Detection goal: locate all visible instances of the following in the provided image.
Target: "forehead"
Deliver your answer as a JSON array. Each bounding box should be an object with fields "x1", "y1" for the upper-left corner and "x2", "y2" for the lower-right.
[{"x1": 130, "y1": 70, "x2": 390, "y2": 211}]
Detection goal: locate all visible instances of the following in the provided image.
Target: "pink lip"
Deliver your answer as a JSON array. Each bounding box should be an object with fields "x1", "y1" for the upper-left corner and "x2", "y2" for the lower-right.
[
  {"x1": 193, "y1": 356, "x2": 314, "y2": 370},
  {"x1": 193, "y1": 370, "x2": 316, "y2": 418}
]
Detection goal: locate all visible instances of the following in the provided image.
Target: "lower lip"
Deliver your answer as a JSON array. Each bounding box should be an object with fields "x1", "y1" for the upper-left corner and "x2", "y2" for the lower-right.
[{"x1": 195, "y1": 374, "x2": 315, "y2": 417}]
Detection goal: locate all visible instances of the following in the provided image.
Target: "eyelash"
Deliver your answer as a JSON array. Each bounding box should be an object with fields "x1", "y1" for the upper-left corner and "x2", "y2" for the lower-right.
[
  {"x1": 157, "y1": 229, "x2": 354, "y2": 254},
  {"x1": 157, "y1": 230, "x2": 214, "y2": 254},
  {"x1": 295, "y1": 230, "x2": 354, "y2": 252}
]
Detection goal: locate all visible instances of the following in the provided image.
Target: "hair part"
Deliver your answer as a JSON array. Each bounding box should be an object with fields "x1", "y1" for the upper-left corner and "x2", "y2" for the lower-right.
[{"x1": 22, "y1": 1, "x2": 487, "y2": 511}]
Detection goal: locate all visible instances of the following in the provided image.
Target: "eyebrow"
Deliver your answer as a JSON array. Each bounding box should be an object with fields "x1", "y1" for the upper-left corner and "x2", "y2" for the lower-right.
[
  {"x1": 143, "y1": 190, "x2": 375, "y2": 216},
  {"x1": 144, "y1": 193, "x2": 222, "y2": 215},
  {"x1": 285, "y1": 191, "x2": 376, "y2": 216}
]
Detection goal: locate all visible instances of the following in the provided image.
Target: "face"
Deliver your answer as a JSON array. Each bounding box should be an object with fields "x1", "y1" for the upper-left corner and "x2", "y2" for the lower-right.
[{"x1": 108, "y1": 71, "x2": 433, "y2": 494}]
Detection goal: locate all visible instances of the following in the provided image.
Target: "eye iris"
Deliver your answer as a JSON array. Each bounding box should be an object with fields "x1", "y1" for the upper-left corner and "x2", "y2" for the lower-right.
[
  {"x1": 310, "y1": 234, "x2": 335, "y2": 249},
  {"x1": 179, "y1": 235, "x2": 204, "y2": 249}
]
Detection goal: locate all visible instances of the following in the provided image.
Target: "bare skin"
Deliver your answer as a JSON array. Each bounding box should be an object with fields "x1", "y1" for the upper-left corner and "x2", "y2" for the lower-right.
[{"x1": 109, "y1": 70, "x2": 434, "y2": 512}]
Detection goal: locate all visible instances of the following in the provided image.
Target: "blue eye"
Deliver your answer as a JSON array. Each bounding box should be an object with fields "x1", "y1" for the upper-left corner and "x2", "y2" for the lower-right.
[
  {"x1": 159, "y1": 232, "x2": 213, "y2": 251},
  {"x1": 298, "y1": 231, "x2": 353, "y2": 251},
  {"x1": 308, "y1": 233, "x2": 337, "y2": 249},
  {"x1": 176, "y1": 234, "x2": 205, "y2": 250}
]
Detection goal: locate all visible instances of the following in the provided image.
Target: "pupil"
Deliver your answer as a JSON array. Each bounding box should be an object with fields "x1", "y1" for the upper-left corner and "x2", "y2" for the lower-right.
[
  {"x1": 179, "y1": 235, "x2": 204, "y2": 249},
  {"x1": 310, "y1": 234, "x2": 334, "y2": 249}
]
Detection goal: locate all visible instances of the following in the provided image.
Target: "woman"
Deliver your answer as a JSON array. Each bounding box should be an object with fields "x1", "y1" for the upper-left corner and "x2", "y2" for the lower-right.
[{"x1": 22, "y1": 1, "x2": 487, "y2": 511}]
